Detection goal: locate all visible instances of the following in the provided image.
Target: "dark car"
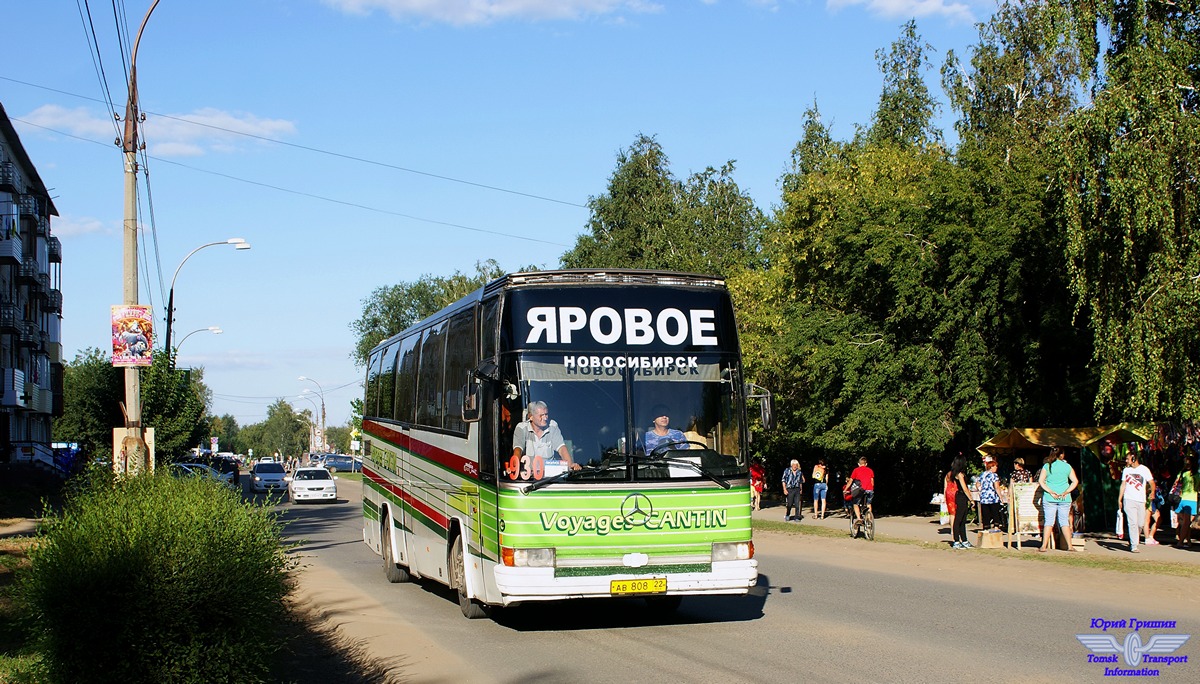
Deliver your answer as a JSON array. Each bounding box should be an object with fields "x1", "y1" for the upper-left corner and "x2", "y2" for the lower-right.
[{"x1": 322, "y1": 454, "x2": 361, "y2": 473}]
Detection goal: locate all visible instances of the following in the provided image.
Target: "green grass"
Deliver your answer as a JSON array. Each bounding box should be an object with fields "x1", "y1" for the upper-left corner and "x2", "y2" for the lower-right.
[{"x1": 752, "y1": 520, "x2": 1200, "y2": 578}]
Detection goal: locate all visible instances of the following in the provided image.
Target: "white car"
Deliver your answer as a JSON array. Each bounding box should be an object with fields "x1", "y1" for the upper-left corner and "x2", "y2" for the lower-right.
[
  {"x1": 168, "y1": 462, "x2": 236, "y2": 486},
  {"x1": 286, "y1": 466, "x2": 338, "y2": 504},
  {"x1": 249, "y1": 461, "x2": 287, "y2": 493}
]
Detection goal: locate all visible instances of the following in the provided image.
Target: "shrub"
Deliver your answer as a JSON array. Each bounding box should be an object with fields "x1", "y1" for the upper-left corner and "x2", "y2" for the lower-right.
[{"x1": 19, "y1": 469, "x2": 295, "y2": 684}]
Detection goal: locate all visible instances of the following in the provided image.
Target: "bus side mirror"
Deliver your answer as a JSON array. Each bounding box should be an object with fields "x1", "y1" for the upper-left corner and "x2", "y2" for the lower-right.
[
  {"x1": 746, "y1": 383, "x2": 774, "y2": 431},
  {"x1": 463, "y1": 370, "x2": 482, "y2": 423}
]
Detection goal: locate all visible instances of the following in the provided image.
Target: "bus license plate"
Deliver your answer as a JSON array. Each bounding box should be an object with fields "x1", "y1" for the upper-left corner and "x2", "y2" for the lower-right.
[{"x1": 610, "y1": 578, "x2": 667, "y2": 595}]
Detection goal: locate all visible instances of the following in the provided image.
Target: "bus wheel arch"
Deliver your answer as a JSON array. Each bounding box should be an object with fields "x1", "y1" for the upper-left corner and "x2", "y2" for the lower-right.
[
  {"x1": 448, "y1": 527, "x2": 488, "y2": 619},
  {"x1": 381, "y1": 509, "x2": 411, "y2": 583}
]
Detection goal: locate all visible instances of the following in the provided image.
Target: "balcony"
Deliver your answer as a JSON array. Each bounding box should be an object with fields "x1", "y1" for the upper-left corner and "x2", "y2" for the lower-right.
[
  {"x1": 1, "y1": 369, "x2": 26, "y2": 408},
  {"x1": 0, "y1": 161, "x2": 19, "y2": 191},
  {"x1": 0, "y1": 237, "x2": 20, "y2": 265},
  {"x1": 47, "y1": 340, "x2": 63, "y2": 365},
  {"x1": 37, "y1": 273, "x2": 50, "y2": 294},
  {"x1": 17, "y1": 258, "x2": 37, "y2": 283},
  {"x1": 18, "y1": 194, "x2": 48, "y2": 218},
  {"x1": 0, "y1": 302, "x2": 17, "y2": 332},
  {"x1": 46, "y1": 289, "x2": 62, "y2": 314},
  {"x1": 47, "y1": 235, "x2": 61, "y2": 263},
  {"x1": 19, "y1": 321, "x2": 41, "y2": 347}
]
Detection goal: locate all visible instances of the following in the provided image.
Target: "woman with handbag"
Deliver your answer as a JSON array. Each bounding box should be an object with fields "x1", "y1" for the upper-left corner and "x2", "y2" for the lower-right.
[{"x1": 1173, "y1": 454, "x2": 1198, "y2": 548}]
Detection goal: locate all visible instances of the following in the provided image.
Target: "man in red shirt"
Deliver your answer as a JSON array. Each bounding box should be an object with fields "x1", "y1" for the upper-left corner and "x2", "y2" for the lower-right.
[{"x1": 849, "y1": 457, "x2": 875, "y2": 523}]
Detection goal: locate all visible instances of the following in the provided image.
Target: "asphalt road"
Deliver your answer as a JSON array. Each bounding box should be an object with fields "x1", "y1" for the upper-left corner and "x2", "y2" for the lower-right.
[{"x1": 268, "y1": 476, "x2": 1200, "y2": 684}]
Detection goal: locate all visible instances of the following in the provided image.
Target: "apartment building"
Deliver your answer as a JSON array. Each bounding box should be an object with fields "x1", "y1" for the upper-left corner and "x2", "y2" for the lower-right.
[{"x1": 0, "y1": 102, "x2": 64, "y2": 470}]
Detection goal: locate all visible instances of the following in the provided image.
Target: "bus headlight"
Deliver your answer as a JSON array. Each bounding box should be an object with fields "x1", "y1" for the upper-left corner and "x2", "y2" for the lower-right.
[
  {"x1": 712, "y1": 541, "x2": 753, "y2": 561},
  {"x1": 502, "y1": 547, "x2": 556, "y2": 568}
]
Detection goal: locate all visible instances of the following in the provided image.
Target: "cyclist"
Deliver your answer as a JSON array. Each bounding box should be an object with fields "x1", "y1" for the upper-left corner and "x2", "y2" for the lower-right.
[{"x1": 849, "y1": 457, "x2": 875, "y2": 526}]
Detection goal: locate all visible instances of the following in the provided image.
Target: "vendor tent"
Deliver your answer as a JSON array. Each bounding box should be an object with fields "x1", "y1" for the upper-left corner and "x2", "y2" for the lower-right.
[{"x1": 977, "y1": 425, "x2": 1149, "y2": 534}]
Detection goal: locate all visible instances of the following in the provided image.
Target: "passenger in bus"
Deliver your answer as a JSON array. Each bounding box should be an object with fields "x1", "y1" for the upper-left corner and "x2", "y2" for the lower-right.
[
  {"x1": 508, "y1": 400, "x2": 581, "y2": 480},
  {"x1": 644, "y1": 405, "x2": 688, "y2": 454}
]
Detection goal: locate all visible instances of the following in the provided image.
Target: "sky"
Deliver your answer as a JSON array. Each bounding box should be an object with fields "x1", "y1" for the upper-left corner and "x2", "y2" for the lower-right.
[{"x1": 3, "y1": 0, "x2": 993, "y2": 431}]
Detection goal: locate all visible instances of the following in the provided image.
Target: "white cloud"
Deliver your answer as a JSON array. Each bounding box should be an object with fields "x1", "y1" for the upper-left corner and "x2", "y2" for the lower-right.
[
  {"x1": 827, "y1": 0, "x2": 977, "y2": 24},
  {"x1": 141, "y1": 108, "x2": 298, "y2": 158},
  {"x1": 19, "y1": 105, "x2": 116, "y2": 139},
  {"x1": 17, "y1": 104, "x2": 296, "y2": 159},
  {"x1": 321, "y1": 0, "x2": 662, "y2": 25},
  {"x1": 49, "y1": 214, "x2": 109, "y2": 238}
]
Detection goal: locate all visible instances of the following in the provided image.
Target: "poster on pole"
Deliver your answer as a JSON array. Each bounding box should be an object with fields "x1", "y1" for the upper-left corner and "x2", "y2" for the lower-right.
[{"x1": 111, "y1": 305, "x2": 154, "y2": 367}]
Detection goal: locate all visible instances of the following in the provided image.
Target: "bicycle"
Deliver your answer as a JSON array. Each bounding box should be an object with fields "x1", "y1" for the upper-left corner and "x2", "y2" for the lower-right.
[{"x1": 849, "y1": 493, "x2": 875, "y2": 541}]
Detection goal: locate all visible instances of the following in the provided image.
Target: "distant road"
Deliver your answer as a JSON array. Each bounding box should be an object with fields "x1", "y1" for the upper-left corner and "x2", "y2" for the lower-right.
[{"x1": 274, "y1": 479, "x2": 1200, "y2": 683}]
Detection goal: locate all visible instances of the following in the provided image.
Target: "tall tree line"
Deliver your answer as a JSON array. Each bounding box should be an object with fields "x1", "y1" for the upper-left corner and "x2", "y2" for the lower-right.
[{"x1": 345, "y1": 2, "x2": 1198, "y2": 511}]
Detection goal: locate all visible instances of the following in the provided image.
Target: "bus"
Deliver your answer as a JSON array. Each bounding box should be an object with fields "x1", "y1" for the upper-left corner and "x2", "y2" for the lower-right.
[{"x1": 361, "y1": 270, "x2": 768, "y2": 618}]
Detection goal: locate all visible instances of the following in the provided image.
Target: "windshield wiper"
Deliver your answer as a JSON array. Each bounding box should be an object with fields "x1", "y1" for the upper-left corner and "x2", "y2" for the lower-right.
[
  {"x1": 520, "y1": 462, "x2": 627, "y2": 495},
  {"x1": 638, "y1": 455, "x2": 733, "y2": 489}
]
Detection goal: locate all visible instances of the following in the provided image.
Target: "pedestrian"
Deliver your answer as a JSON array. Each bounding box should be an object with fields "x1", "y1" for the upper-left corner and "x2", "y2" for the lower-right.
[
  {"x1": 1145, "y1": 482, "x2": 1165, "y2": 546},
  {"x1": 1038, "y1": 447, "x2": 1079, "y2": 552},
  {"x1": 1173, "y1": 453, "x2": 1198, "y2": 548},
  {"x1": 949, "y1": 457, "x2": 972, "y2": 549},
  {"x1": 811, "y1": 459, "x2": 828, "y2": 519},
  {"x1": 749, "y1": 460, "x2": 765, "y2": 512},
  {"x1": 1010, "y1": 457, "x2": 1033, "y2": 484},
  {"x1": 781, "y1": 460, "x2": 805, "y2": 521},
  {"x1": 978, "y1": 459, "x2": 1002, "y2": 532},
  {"x1": 1118, "y1": 450, "x2": 1154, "y2": 552}
]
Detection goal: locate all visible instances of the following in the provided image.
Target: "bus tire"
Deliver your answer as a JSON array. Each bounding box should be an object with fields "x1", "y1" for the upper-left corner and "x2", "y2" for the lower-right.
[
  {"x1": 451, "y1": 535, "x2": 488, "y2": 619},
  {"x1": 382, "y1": 519, "x2": 411, "y2": 583}
]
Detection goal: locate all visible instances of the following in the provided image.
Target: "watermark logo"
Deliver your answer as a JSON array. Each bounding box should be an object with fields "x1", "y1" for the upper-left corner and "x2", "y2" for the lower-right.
[{"x1": 1078, "y1": 618, "x2": 1190, "y2": 677}]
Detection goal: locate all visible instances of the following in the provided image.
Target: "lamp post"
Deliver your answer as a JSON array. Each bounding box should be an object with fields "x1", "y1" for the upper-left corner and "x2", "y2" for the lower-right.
[
  {"x1": 119, "y1": 0, "x2": 160, "y2": 474},
  {"x1": 294, "y1": 394, "x2": 320, "y2": 453},
  {"x1": 298, "y1": 376, "x2": 326, "y2": 451},
  {"x1": 165, "y1": 238, "x2": 250, "y2": 369},
  {"x1": 175, "y1": 326, "x2": 222, "y2": 357}
]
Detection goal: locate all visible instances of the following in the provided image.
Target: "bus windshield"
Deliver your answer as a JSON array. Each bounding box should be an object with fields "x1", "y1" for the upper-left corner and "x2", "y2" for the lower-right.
[{"x1": 501, "y1": 351, "x2": 746, "y2": 484}]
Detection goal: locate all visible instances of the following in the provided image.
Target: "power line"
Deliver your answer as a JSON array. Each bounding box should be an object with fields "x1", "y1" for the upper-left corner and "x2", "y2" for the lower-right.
[
  {"x1": 0, "y1": 75, "x2": 587, "y2": 209},
  {"x1": 8, "y1": 115, "x2": 573, "y2": 248}
]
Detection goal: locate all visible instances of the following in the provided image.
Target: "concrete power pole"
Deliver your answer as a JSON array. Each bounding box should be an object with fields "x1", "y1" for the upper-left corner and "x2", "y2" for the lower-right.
[{"x1": 119, "y1": 0, "x2": 160, "y2": 473}]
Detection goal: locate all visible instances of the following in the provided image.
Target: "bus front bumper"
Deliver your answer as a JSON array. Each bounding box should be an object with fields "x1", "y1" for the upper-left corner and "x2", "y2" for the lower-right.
[{"x1": 493, "y1": 559, "x2": 758, "y2": 604}]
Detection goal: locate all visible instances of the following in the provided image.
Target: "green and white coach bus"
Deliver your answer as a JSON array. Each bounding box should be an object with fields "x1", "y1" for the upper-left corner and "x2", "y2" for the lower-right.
[{"x1": 361, "y1": 270, "x2": 768, "y2": 618}]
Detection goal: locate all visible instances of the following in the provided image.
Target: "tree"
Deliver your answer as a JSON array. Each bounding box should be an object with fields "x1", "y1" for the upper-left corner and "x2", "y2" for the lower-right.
[
  {"x1": 54, "y1": 348, "x2": 123, "y2": 461},
  {"x1": 867, "y1": 19, "x2": 942, "y2": 148},
  {"x1": 237, "y1": 400, "x2": 308, "y2": 461},
  {"x1": 54, "y1": 348, "x2": 211, "y2": 464},
  {"x1": 561, "y1": 134, "x2": 766, "y2": 276},
  {"x1": 210, "y1": 414, "x2": 240, "y2": 454},
  {"x1": 324, "y1": 425, "x2": 351, "y2": 454},
  {"x1": 1054, "y1": 0, "x2": 1200, "y2": 420},
  {"x1": 141, "y1": 353, "x2": 209, "y2": 462},
  {"x1": 350, "y1": 259, "x2": 508, "y2": 366}
]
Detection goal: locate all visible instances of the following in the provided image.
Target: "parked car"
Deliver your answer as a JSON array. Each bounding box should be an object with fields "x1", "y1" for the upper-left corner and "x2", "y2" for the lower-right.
[
  {"x1": 321, "y1": 454, "x2": 361, "y2": 473},
  {"x1": 249, "y1": 461, "x2": 287, "y2": 493},
  {"x1": 286, "y1": 467, "x2": 338, "y2": 504},
  {"x1": 168, "y1": 462, "x2": 235, "y2": 486}
]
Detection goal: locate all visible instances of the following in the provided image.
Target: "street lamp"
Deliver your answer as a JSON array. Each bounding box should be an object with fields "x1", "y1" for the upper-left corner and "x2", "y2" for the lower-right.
[
  {"x1": 175, "y1": 326, "x2": 222, "y2": 357},
  {"x1": 165, "y1": 238, "x2": 250, "y2": 369},
  {"x1": 298, "y1": 376, "x2": 326, "y2": 451},
  {"x1": 293, "y1": 394, "x2": 320, "y2": 453}
]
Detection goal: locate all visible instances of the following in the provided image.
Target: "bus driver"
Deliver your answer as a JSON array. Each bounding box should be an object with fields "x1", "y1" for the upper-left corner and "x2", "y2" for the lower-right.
[{"x1": 508, "y1": 400, "x2": 581, "y2": 480}]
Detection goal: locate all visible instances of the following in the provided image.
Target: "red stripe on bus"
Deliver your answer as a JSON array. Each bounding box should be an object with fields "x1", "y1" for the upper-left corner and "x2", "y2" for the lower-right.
[
  {"x1": 363, "y1": 466, "x2": 450, "y2": 530},
  {"x1": 363, "y1": 419, "x2": 481, "y2": 479}
]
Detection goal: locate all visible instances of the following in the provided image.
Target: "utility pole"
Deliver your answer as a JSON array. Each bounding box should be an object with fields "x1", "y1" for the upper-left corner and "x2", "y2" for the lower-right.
[{"x1": 119, "y1": 0, "x2": 160, "y2": 473}]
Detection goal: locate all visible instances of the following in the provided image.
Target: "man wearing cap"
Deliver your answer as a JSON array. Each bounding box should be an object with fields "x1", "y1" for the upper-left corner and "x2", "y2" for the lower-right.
[{"x1": 643, "y1": 405, "x2": 687, "y2": 455}]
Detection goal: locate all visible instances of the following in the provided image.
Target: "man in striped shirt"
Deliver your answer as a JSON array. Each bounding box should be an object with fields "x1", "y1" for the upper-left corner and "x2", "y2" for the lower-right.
[{"x1": 782, "y1": 459, "x2": 806, "y2": 521}]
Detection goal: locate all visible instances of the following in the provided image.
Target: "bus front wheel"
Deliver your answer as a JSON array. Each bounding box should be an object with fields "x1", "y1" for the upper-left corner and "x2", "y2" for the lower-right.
[{"x1": 451, "y1": 535, "x2": 488, "y2": 619}]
